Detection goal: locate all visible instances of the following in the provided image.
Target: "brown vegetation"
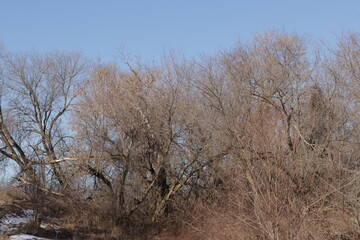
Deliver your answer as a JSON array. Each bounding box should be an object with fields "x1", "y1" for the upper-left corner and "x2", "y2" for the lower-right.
[{"x1": 1, "y1": 32, "x2": 360, "y2": 239}]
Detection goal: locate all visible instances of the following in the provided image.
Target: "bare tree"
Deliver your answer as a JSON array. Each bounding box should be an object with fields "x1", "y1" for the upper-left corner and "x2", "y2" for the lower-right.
[
  {"x1": 71, "y1": 56, "x2": 231, "y2": 224},
  {"x1": 171, "y1": 32, "x2": 360, "y2": 240},
  {"x1": 1, "y1": 33, "x2": 359, "y2": 239},
  {"x1": 0, "y1": 51, "x2": 87, "y2": 193}
]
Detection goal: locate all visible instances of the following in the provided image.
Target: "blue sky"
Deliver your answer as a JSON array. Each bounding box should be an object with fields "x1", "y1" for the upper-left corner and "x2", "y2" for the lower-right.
[{"x1": 0, "y1": 1, "x2": 359, "y2": 62}]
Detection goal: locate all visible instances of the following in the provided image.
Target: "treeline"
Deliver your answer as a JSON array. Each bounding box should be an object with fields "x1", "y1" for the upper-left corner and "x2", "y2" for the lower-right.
[{"x1": 1, "y1": 32, "x2": 360, "y2": 239}]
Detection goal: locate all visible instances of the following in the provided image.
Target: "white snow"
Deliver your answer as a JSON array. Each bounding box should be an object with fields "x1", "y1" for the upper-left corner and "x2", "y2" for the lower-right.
[
  {"x1": 40, "y1": 222, "x2": 59, "y2": 231},
  {"x1": 0, "y1": 210, "x2": 52, "y2": 239},
  {"x1": 0, "y1": 209, "x2": 33, "y2": 235},
  {"x1": 9, "y1": 233, "x2": 49, "y2": 240}
]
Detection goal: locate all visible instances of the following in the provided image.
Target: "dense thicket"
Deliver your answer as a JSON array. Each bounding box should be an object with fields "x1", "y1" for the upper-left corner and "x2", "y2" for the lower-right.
[{"x1": 1, "y1": 32, "x2": 360, "y2": 239}]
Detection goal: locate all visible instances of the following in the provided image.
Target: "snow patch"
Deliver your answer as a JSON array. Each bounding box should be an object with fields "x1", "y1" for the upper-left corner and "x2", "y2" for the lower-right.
[
  {"x1": 0, "y1": 210, "x2": 54, "y2": 239},
  {"x1": 9, "y1": 233, "x2": 49, "y2": 240},
  {"x1": 0, "y1": 209, "x2": 33, "y2": 235}
]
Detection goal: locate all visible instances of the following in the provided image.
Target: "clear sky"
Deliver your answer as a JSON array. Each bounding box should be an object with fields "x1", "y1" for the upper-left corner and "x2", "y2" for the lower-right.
[{"x1": 0, "y1": 1, "x2": 359, "y2": 63}]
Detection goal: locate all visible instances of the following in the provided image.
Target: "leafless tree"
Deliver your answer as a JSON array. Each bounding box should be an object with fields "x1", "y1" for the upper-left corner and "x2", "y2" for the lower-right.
[
  {"x1": 71, "y1": 56, "x2": 231, "y2": 224},
  {"x1": 1, "y1": 33, "x2": 360, "y2": 239},
  {"x1": 0, "y1": 51, "x2": 87, "y2": 193}
]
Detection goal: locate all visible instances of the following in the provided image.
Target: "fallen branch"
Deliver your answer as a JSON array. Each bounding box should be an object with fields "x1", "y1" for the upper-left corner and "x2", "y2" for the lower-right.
[
  {"x1": 17, "y1": 177, "x2": 64, "y2": 196},
  {"x1": 31, "y1": 157, "x2": 80, "y2": 165}
]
